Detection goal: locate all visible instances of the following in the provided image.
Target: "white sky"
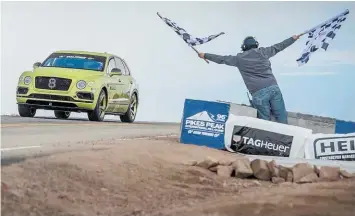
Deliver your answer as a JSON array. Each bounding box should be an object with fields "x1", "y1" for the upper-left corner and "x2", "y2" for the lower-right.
[{"x1": 1, "y1": 1, "x2": 354, "y2": 122}]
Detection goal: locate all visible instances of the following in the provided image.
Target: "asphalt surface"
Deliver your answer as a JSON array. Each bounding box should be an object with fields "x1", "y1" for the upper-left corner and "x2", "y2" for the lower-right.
[{"x1": 1, "y1": 115, "x2": 180, "y2": 165}]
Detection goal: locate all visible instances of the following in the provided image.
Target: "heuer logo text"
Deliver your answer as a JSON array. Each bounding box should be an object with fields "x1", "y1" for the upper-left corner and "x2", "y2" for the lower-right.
[
  {"x1": 234, "y1": 135, "x2": 290, "y2": 154},
  {"x1": 314, "y1": 135, "x2": 355, "y2": 159}
]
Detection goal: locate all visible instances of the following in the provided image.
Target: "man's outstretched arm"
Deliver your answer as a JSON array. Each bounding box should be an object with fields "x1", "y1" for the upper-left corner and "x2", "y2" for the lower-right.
[
  {"x1": 260, "y1": 34, "x2": 302, "y2": 59},
  {"x1": 199, "y1": 53, "x2": 239, "y2": 67}
]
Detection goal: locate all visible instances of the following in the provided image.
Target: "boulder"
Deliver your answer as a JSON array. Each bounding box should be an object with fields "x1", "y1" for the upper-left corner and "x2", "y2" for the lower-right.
[
  {"x1": 218, "y1": 159, "x2": 233, "y2": 166},
  {"x1": 196, "y1": 158, "x2": 219, "y2": 169},
  {"x1": 286, "y1": 170, "x2": 293, "y2": 182},
  {"x1": 292, "y1": 163, "x2": 315, "y2": 183},
  {"x1": 279, "y1": 165, "x2": 291, "y2": 180},
  {"x1": 217, "y1": 166, "x2": 234, "y2": 177},
  {"x1": 267, "y1": 160, "x2": 280, "y2": 177},
  {"x1": 182, "y1": 160, "x2": 197, "y2": 166},
  {"x1": 272, "y1": 177, "x2": 285, "y2": 184},
  {"x1": 232, "y1": 158, "x2": 253, "y2": 178},
  {"x1": 298, "y1": 173, "x2": 319, "y2": 183},
  {"x1": 318, "y1": 166, "x2": 341, "y2": 181},
  {"x1": 340, "y1": 170, "x2": 355, "y2": 178},
  {"x1": 250, "y1": 159, "x2": 271, "y2": 181},
  {"x1": 209, "y1": 165, "x2": 218, "y2": 172}
]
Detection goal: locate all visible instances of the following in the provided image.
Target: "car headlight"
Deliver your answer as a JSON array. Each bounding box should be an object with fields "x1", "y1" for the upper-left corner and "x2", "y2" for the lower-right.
[
  {"x1": 76, "y1": 80, "x2": 86, "y2": 89},
  {"x1": 24, "y1": 76, "x2": 32, "y2": 85}
]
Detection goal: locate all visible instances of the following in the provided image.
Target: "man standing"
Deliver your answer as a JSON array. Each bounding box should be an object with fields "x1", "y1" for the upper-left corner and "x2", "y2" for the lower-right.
[{"x1": 198, "y1": 35, "x2": 302, "y2": 124}]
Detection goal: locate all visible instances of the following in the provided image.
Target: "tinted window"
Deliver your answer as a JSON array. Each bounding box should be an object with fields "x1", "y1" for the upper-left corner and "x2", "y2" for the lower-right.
[{"x1": 41, "y1": 53, "x2": 106, "y2": 72}]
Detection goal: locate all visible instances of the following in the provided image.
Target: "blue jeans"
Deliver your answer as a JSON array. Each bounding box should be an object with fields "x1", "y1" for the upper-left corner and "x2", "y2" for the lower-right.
[{"x1": 251, "y1": 85, "x2": 288, "y2": 124}]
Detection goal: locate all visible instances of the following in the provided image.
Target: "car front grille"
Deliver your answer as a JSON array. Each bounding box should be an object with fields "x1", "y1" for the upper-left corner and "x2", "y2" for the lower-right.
[
  {"x1": 27, "y1": 93, "x2": 74, "y2": 101},
  {"x1": 35, "y1": 76, "x2": 72, "y2": 91}
]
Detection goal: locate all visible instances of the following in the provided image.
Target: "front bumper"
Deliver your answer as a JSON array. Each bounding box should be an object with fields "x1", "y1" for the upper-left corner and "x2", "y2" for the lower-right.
[{"x1": 16, "y1": 86, "x2": 97, "y2": 112}]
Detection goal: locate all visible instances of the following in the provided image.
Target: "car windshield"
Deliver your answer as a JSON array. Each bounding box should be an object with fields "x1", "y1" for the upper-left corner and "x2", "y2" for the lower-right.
[{"x1": 41, "y1": 53, "x2": 106, "y2": 72}]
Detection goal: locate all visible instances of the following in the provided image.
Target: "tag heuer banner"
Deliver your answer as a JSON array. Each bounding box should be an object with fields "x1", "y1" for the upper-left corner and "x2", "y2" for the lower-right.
[
  {"x1": 224, "y1": 115, "x2": 313, "y2": 158},
  {"x1": 230, "y1": 125, "x2": 294, "y2": 157},
  {"x1": 180, "y1": 99, "x2": 230, "y2": 149},
  {"x1": 304, "y1": 133, "x2": 355, "y2": 161}
]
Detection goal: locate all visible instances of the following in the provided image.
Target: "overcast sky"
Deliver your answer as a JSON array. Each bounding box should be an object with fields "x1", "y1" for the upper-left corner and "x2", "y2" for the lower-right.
[{"x1": 1, "y1": 1, "x2": 355, "y2": 122}]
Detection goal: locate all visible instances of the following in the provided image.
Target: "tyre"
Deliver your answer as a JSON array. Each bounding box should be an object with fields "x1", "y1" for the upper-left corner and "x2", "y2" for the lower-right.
[
  {"x1": 120, "y1": 93, "x2": 138, "y2": 123},
  {"x1": 88, "y1": 89, "x2": 107, "y2": 122},
  {"x1": 18, "y1": 104, "x2": 36, "y2": 117},
  {"x1": 54, "y1": 111, "x2": 71, "y2": 119}
]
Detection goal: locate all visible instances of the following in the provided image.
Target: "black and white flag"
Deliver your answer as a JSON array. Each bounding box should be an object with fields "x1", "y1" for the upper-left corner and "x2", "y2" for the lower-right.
[
  {"x1": 296, "y1": 9, "x2": 350, "y2": 66},
  {"x1": 157, "y1": 12, "x2": 225, "y2": 47}
]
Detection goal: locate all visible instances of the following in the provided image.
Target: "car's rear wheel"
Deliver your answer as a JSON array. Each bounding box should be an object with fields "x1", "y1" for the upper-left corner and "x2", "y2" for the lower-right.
[
  {"x1": 88, "y1": 89, "x2": 107, "y2": 122},
  {"x1": 120, "y1": 93, "x2": 138, "y2": 123},
  {"x1": 18, "y1": 104, "x2": 36, "y2": 118},
  {"x1": 54, "y1": 111, "x2": 71, "y2": 119}
]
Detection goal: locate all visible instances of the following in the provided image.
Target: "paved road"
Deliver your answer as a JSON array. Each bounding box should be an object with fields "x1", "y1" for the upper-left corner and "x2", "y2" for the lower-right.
[{"x1": 1, "y1": 115, "x2": 180, "y2": 165}]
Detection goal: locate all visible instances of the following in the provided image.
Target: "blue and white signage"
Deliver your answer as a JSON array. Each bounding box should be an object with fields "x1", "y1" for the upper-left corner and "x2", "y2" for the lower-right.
[{"x1": 180, "y1": 99, "x2": 230, "y2": 149}]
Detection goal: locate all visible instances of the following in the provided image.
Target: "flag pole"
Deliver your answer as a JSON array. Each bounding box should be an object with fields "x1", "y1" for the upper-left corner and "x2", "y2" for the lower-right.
[{"x1": 190, "y1": 46, "x2": 209, "y2": 64}]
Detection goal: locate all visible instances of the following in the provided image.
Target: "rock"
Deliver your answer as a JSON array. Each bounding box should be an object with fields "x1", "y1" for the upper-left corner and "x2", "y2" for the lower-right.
[
  {"x1": 318, "y1": 166, "x2": 341, "y2": 181},
  {"x1": 209, "y1": 165, "x2": 218, "y2": 172},
  {"x1": 196, "y1": 158, "x2": 218, "y2": 169},
  {"x1": 267, "y1": 160, "x2": 280, "y2": 177},
  {"x1": 298, "y1": 173, "x2": 319, "y2": 183},
  {"x1": 286, "y1": 170, "x2": 293, "y2": 182},
  {"x1": 279, "y1": 165, "x2": 291, "y2": 180},
  {"x1": 292, "y1": 163, "x2": 315, "y2": 183},
  {"x1": 250, "y1": 159, "x2": 271, "y2": 181},
  {"x1": 182, "y1": 160, "x2": 197, "y2": 166},
  {"x1": 340, "y1": 170, "x2": 355, "y2": 178},
  {"x1": 272, "y1": 177, "x2": 285, "y2": 184},
  {"x1": 252, "y1": 180, "x2": 261, "y2": 186},
  {"x1": 217, "y1": 166, "x2": 234, "y2": 177},
  {"x1": 232, "y1": 158, "x2": 253, "y2": 178},
  {"x1": 218, "y1": 159, "x2": 233, "y2": 166}
]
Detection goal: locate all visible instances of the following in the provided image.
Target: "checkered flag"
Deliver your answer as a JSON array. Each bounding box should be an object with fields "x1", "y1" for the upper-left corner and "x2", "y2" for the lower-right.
[
  {"x1": 296, "y1": 9, "x2": 350, "y2": 66},
  {"x1": 157, "y1": 12, "x2": 225, "y2": 47}
]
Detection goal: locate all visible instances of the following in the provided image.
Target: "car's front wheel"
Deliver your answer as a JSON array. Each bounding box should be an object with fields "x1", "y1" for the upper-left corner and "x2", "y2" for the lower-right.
[
  {"x1": 120, "y1": 93, "x2": 138, "y2": 123},
  {"x1": 54, "y1": 111, "x2": 71, "y2": 119},
  {"x1": 88, "y1": 89, "x2": 107, "y2": 122},
  {"x1": 18, "y1": 104, "x2": 36, "y2": 118}
]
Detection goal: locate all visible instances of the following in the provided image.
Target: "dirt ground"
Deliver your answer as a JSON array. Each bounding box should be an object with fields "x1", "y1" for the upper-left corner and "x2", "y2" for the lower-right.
[{"x1": 2, "y1": 137, "x2": 355, "y2": 216}]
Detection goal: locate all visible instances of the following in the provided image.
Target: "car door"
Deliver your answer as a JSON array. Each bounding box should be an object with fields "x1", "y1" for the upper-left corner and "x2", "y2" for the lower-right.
[
  {"x1": 105, "y1": 57, "x2": 122, "y2": 112},
  {"x1": 107, "y1": 57, "x2": 128, "y2": 113},
  {"x1": 114, "y1": 56, "x2": 131, "y2": 104},
  {"x1": 122, "y1": 59, "x2": 135, "y2": 95}
]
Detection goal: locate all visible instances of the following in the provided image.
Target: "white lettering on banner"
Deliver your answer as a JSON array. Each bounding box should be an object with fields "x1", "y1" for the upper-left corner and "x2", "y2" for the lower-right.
[
  {"x1": 184, "y1": 111, "x2": 226, "y2": 138},
  {"x1": 315, "y1": 136, "x2": 355, "y2": 157},
  {"x1": 241, "y1": 136, "x2": 290, "y2": 153},
  {"x1": 185, "y1": 120, "x2": 224, "y2": 132}
]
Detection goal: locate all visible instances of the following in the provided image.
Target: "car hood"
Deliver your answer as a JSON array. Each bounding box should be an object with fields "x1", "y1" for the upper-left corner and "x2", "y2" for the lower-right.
[{"x1": 32, "y1": 67, "x2": 103, "y2": 80}]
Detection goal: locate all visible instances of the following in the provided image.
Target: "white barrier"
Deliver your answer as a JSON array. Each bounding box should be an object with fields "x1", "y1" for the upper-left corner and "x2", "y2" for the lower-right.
[
  {"x1": 224, "y1": 114, "x2": 313, "y2": 158},
  {"x1": 304, "y1": 132, "x2": 355, "y2": 161}
]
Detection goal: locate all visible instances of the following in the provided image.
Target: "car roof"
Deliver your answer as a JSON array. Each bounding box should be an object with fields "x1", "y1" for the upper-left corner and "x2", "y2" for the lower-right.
[{"x1": 54, "y1": 50, "x2": 114, "y2": 58}]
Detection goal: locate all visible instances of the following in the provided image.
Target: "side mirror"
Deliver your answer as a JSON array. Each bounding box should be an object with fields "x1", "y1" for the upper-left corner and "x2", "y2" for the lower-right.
[
  {"x1": 33, "y1": 62, "x2": 41, "y2": 69},
  {"x1": 110, "y1": 68, "x2": 122, "y2": 76}
]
